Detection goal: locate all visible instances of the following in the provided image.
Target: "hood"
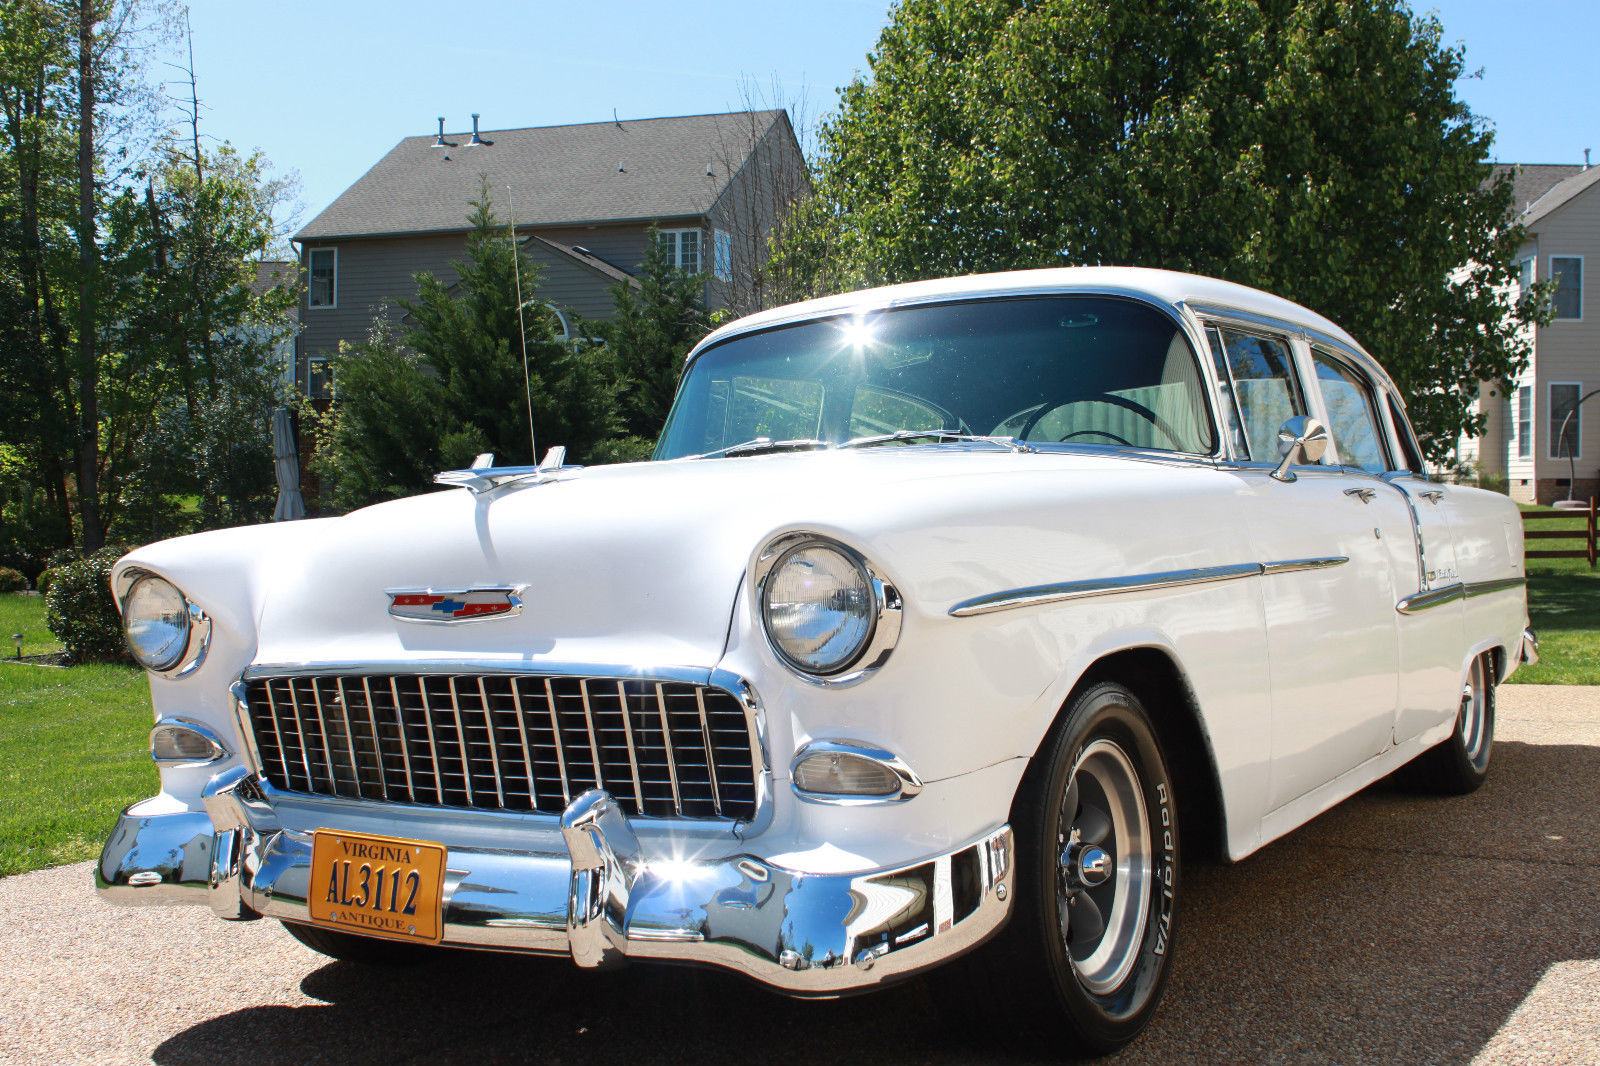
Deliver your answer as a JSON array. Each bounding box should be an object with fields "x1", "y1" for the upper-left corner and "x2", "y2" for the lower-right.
[{"x1": 132, "y1": 448, "x2": 1202, "y2": 674}]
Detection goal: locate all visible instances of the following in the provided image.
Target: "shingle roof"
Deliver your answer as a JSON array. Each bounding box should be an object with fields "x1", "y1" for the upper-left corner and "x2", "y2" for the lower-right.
[
  {"x1": 250, "y1": 259, "x2": 296, "y2": 295},
  {"x1": 1521, "y1": 164, "x2": 1600, "y2": 227},
  {"x1": 1490, "y1": 163, "x2": 1585, "y2": 217},
  {"x1": 525, "y1": 235, "x2": 638, "y2": 288},
  {"x1": 296, "y1": 110, "x2": 788, "y2": 241}
]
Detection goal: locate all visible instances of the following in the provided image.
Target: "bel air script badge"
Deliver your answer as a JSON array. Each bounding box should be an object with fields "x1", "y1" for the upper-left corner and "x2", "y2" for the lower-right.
[{"x1": 386, "y1": 586, "x2": 525, "y2": 623}]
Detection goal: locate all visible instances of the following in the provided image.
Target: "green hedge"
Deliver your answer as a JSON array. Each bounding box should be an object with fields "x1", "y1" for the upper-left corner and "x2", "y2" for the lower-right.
[
  {"x1": 44, "y1": 546, "x2": 131, "y2": 663},
  {"x1": 0, "y1": 566, "x2": 27, "y2": 593}
]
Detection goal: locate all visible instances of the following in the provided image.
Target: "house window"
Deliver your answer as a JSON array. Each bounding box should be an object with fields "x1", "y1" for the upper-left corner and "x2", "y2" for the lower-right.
[
  {"x1": 307, "y1": 355, "x2": 334, "y2": 401},
  {"x1": 657, "y1": 228, "x2": 701, "y2": 273},
  {"x1": 713, "y1": 229, "x2": 733, "y2": 281},
  {"x1": 1551, "y1": 256, "x2": 1582, "y2": 320},
  {"x1": 1516, "y1": 385, "x2": 1532, "y2": 459},
  {"x1": 1517, "y1": 256, "x2": 1534, "y2": 293},
  {"x1": 308, "y1": 248, "x2": 337, "y2": 309},
  {"x1": 1549, "y1": 382, "x2": 1581, "y2": 459}
]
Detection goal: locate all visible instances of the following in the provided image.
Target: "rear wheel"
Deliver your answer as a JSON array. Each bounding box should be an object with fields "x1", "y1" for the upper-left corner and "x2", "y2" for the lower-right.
[
  {"x1": 281, "y1": 921, "x2": 437, "y2": 966},
  {"x1": 955, "y1": 681, "x2": 1180, "y2": 1056},
  {"x1": 1410, "y1": 650, "x2": 1496, "y2": 794}
]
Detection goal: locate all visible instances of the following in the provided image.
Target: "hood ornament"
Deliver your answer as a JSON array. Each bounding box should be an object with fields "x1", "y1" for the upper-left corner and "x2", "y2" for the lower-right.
[
  {"x1": 387, "y1": 585, "x2": 526, "y2": 623},
  {"x1": 435, "y1": 447, "x2": 576, "y2": 494}
]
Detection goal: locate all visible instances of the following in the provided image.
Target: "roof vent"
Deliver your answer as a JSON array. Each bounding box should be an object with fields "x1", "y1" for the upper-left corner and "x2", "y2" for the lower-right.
[
  {"x1": 617, "y1": 161, "x2": 626, "y2": 173},
  {"x1": 468, "y1": 113, "x2": 489, "y2": 147},
  {"x1": 1585, "y1": 148, "x2": 1592, "y2": 171},
  {"x1": 706, "y1": 161, "x2": 715, "y2": 177},
  {"x1": 433, "y1": 117, "x2": 452, "y2": 148}
]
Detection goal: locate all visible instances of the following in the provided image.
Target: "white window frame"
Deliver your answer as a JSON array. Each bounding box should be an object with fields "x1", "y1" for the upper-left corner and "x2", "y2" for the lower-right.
[
  {"x1": 1549, "y1": 381, "x2": 1582, "y2": 460},
  {"x1": 1517, "y1": 255, "x2": 1535, "y2": 294},
  {"x1": 306, "y1": 354, "x2": 334, "y2": 400},
  {"x1": 1550, "y1": 255, "x2": 1583, "y2": 321},
  {"x1": 1515, "y1": 384, "x2": 1532, "y2": 460},
  {"x1": 657, "y1": 228, "x2": 701, "y2": 273},
  {"x1": 713, "y1": 228, "x2": 733, "y2": 281},
  {"x1": 307, "y1": 247, "x2": 338, "y2": 310}
]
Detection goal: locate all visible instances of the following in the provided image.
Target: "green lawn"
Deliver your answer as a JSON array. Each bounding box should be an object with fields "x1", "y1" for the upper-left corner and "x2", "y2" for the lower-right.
[
  {"x1": 0, "y1": 594, "x2": 154, "y2": 876},
  {"x1": 0, "y1": 592, "x2": 64, "y2": 657},
  {"x1": 1509, "y1": 508, "x2": 1599, "y2": 685}
]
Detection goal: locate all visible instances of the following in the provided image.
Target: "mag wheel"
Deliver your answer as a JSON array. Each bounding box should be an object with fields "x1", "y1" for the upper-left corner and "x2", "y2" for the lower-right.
[{"x1": 968, "y1": 680, "x2": 1179, "y2": 1057}]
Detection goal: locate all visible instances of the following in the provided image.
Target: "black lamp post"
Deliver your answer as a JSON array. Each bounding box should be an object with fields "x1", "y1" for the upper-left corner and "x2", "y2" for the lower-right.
[{"x1": 1554, "y1": 387, "x2": 1600, "y2": 507}]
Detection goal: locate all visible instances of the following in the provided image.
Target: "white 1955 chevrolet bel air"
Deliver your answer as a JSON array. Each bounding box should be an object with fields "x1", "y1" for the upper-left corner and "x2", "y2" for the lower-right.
[{"x1": 98, "y1": 267, "x2": 1534, "y2": 1054}]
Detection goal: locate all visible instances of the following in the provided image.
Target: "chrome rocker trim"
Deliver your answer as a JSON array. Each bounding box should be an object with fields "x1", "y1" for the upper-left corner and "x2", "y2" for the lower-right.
[
  {"x1": 948, "y1": 557, "x2": 1348, "y2": 618},
  {"x1": 96, "y1": 769, "x2": 1012, "y2": 997},
  {"x1": 1396, "y1": 576, "x2": 1526, "y2": 616}
]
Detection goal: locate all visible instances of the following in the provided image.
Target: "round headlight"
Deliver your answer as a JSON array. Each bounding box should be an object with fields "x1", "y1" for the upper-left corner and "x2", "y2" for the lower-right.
[
  {"x1": 761, "y1": 541, "x2": 878, "y2": 675},
  {"x1": 123, "y1": 575, "x2": 192, "y2": 671}
]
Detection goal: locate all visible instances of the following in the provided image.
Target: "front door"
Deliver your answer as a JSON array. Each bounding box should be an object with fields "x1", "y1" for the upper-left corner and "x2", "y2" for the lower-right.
[{"x1": 1207, "y1": 325, "x2": 1404, "y2": 812}]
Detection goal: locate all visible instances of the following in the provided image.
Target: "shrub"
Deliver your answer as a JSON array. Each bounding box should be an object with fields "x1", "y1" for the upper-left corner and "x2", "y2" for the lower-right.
[
  {"x1": 44, "y1": 546, "x2": 132, "y2": 663},
  {"x1": 34, "y1": 567, "x2": 58, "y2": 596},
  {"x1": 0, "y1": 566, "x2": 26, "y2": 593}
]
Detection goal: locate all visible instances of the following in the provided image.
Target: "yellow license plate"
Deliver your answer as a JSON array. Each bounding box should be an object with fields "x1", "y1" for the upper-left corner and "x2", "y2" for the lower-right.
[{"x1": 308, "y1": 829, "x2": 447, "y2": 945}]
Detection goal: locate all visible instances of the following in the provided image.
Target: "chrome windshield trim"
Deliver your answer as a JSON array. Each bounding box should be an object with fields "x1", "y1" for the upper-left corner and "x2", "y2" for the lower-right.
[
  {"x1": 1396, "y1": 583, "x2": 1466, "y2": 614},
  {"x1": 949, "y1": 556, "x2": 1350, "y2": 617},
  {"x1": 948, "y1": 563, "x2": 1262, "y2": 618},
  {"x1": 1260, "y1": 556, "x2": 1349, "y2": 576}
]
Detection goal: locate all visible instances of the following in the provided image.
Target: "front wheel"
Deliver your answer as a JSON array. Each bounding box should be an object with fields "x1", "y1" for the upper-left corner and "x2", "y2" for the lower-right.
[{"x1": 967, "y1": 681, "x2": 1180, "y2": 1056}]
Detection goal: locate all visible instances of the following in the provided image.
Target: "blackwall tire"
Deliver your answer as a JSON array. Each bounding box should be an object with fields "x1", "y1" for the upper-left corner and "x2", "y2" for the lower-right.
[
  {"x1": 951, "y1": 680, "x2": 1180, "y2": 1057},
  {"x1": 281, "y1": 920, "x2": 438, "y2": 966}
]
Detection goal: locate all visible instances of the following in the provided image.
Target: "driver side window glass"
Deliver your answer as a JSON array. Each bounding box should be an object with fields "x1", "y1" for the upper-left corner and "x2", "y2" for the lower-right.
[
  {"x1": 849, "y1": 385, "x2": 948, "y2": 438},
  {"x1": 1209, "y1": 328, "x2": 1304, "y2": 461},
  {"x1": 1311, "y1": 351, "x2": 1389, "y2": 472}
]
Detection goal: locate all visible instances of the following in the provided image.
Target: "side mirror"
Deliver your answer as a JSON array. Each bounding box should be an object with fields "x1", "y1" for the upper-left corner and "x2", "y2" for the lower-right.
[{"x1": 1271, "y1": 416, "x2": 1329, "y2": 483}]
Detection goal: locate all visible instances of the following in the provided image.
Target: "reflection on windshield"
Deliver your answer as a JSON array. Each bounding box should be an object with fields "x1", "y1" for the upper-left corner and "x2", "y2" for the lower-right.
[{"x1": 653, "y1": 296, "x2": 1217, "y2": 461}]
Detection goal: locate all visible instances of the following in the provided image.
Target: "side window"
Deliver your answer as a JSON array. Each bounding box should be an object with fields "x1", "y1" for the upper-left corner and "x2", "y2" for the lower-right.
[
  {"x1": 848, "y1": 384, "x2": 947, "y2": 438},
  {"x1": 306, "y1": 355, "x2": 334, "y2": 401},
  {"x1": 1208, "y1": 327, "x2": 1304, "y2": 462},
  {"x1": 1311, "y1": 350, "x2": 1389, "y2": 472},
  {"x1": 1386, "y1": 394, "x2": 1426, "y2": 473},
  {"x1": 307, "y1": 248, "x2": 336, "y2": 309},
  {"x1": 714, "y1": 375, "x2": 823, "y2": 445}
]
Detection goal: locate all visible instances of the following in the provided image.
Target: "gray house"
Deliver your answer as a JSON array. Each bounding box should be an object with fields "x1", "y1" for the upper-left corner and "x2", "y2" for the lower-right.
[{"x1": 290, "y1": 109, "x2": 808, "y2": 399}]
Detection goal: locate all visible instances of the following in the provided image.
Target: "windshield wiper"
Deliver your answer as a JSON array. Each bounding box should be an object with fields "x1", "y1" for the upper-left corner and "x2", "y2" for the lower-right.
[
  {"x1": 685, "y1": 437, "x2": 831, "y2": 460},
  {"x1": 840, "y1": 429, "x2": 1036, "y2": 453}
]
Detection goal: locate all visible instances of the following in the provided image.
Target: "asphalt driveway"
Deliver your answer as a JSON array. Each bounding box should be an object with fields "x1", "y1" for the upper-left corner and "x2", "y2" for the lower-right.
[{"x1": 3, "y1": 685, "x2": 1597, "y2": 1064}]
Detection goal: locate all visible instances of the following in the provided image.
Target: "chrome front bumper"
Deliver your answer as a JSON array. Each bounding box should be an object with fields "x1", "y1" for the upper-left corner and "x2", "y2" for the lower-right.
[{"x1": 96, "y1": 767, "x2": 1013, "y2": 995}]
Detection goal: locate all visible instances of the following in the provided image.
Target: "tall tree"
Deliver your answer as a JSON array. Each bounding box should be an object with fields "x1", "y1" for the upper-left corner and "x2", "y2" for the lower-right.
[
  {"x1": 777, "y1": 0, "x2": 1548, "y2": 456},
  {"x1": 72, "y1": 0, "x2": 103, "y2": 548},
  {"x1": 606, "y1": 228, "x2": 712, "y2": 446}
]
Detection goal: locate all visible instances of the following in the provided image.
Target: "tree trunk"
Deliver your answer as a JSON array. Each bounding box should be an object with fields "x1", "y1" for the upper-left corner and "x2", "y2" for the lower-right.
[{"x1": 74, "y1": 0, "x2": 103, "y2": 551}]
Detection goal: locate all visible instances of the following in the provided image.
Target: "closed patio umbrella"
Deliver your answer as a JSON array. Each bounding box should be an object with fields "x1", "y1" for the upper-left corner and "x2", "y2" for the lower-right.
[{"x1": 271, "y1": 406, "x2": 306, "y2": 521}]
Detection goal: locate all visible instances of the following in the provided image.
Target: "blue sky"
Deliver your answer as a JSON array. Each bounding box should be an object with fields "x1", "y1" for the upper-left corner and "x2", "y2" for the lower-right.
[{"x1": 183, "y1": 0, "x2": 1598, "y2": 233}]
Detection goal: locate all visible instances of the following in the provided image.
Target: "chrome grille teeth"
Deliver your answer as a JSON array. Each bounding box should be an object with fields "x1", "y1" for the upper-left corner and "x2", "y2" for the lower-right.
[{"x1": 244, "y1": 673, "x2": 757, "y2": 821}]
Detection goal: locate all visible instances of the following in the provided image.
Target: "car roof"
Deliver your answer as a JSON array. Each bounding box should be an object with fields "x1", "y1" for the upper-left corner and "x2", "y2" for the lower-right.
[{"x1": 689, "y1": 266, "x2": 1376, "y2": 374}]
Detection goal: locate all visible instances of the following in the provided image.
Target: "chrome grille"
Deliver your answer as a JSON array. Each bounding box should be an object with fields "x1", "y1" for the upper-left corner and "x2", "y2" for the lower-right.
[{"x1": 243, "y1": 673, "x2": 760, "y2": 821}]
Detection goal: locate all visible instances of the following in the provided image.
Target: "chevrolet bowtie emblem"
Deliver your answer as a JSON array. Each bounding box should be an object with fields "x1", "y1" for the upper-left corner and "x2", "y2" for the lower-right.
[{"x1": 386, "y1": 586, "x2": 525, "y2": 623}]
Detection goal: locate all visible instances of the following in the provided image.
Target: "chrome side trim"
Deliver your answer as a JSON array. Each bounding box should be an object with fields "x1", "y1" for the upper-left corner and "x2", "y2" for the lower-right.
[
  {"x1": 790, "y1": 739, "x2": 925, "y2": 806},
  {"x1": 1394, "y1": 576, "x2": 1525, "y2": 615},
  {"x1": 1464, "y1": 576, "x2": 1527, "y2": 599},
  {"x1": 948, "y1": 563, "x2": 1262, "y2": 618},
  {"x1": 1396, "y1": 583, "x2": 1466, "y2": 614},
  {"x1": 1259, "y1": 556, "x2": 1349, "y2": 576}
]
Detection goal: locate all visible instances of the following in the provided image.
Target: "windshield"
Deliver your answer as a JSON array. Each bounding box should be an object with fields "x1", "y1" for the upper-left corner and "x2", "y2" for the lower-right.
[{"x1": 654, "y1": 296, "x2": 1217, "y2": 460}]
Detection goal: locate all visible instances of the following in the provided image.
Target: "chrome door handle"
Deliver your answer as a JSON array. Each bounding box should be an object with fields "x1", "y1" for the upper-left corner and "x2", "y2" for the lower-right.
[
  {"x1": 1344, "y1": 488, "x2": 1377, "y2": 504},
  {"x1": 1419, "y1": 489, "x2": 1445, "y2": 504}
]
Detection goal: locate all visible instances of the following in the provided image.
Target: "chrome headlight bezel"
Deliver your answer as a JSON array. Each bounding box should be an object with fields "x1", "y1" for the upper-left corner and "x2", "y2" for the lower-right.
[
  {"x1": 754, "y1": 533, "x2": 902, "y2": 686},
  {"x1": 114, "y1": 568, "x2": 211, "y2": 678}
]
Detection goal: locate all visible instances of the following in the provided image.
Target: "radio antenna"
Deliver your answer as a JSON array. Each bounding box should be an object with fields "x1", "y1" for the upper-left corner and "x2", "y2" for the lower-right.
[{"x1": 505, "y1": 184, "x2": 537, "y2": 463}]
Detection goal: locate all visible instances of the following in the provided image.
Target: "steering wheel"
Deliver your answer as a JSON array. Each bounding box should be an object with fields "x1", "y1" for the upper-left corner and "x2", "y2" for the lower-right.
[
  {"x1": 1017, "y1": 393, "x2": 1185, "y2": 450},
  {"x1": 1060, "y1": 428, "x2": 1134, "y2": 447}
]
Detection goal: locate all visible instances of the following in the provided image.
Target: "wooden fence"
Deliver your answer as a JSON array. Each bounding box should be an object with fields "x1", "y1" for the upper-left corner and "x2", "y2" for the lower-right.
[{"x1": 1522, "y1": 498, "x2": 1598, "y2": 569}]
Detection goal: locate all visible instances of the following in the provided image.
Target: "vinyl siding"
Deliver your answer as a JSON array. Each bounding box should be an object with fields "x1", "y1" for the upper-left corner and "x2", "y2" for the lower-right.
[
  {"x1": 1527, "y1": 185, "x2": 1599, "y2": 489},
  {"x1": 706, "y1": 114, "x2": 810, "y2": 316},
  {"x1": 523, "y1": 241, "x2": 628, "y2": 322},
  {"x1": 298, "y1": 234, "x2": 467, "y2": 360}
]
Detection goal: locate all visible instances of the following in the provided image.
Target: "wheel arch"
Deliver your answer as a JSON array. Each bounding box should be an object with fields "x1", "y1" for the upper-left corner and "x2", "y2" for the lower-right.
[{"x1": 1025, "y1": 645, "x2": 1229, "y2": 862}]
